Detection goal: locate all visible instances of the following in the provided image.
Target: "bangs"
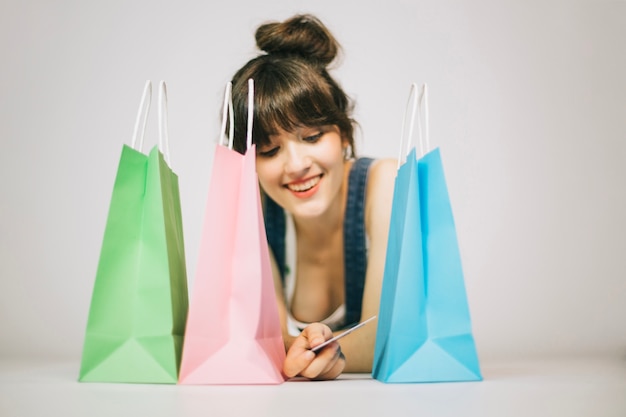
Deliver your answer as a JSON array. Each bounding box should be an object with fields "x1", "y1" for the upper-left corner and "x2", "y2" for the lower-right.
[
  {"x1": 253, "y1": 66, "x2": 339, "y2": 146},
  {"x1": 230, "y1": 55, "x2": 354, "y2": 154}
]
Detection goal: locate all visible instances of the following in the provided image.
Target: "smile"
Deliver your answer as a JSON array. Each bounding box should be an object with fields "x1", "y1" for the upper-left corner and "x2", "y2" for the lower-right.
[{"x1": 285, "y1": 175, "x2": 322, "y2": 193}]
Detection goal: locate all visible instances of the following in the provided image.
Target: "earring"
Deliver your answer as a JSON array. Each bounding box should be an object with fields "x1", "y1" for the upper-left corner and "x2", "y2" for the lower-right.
[{"x1": 343, "y1": 144, "x2": 353, "y2": 160}]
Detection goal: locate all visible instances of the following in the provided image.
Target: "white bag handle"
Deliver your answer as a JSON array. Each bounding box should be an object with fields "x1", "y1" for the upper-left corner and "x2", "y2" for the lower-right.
[
  {"x1": 417, "y1": 83, "x2": 430, "y2": 157},
  {"x1": 218, "y1": 79, "x2": 254, "y2": 151},
  {"x1": 129, "y1": 80, "x2": 172, "y2": 165},
  {"x1": 247, "y1": 78, "x2": 254, "y2": 150},
  {"x1": 397, "y1": 83, "x2": 429, "y2": 169},
  {"x1": 158, "y1": 80, "x2": 172, "y2": 165},
  {"x1": 131, "y1": 80, "x2": 152, "y2": 152},
  {"x1": 219, "y1": 82, "x2": 235, "y2": 149}
]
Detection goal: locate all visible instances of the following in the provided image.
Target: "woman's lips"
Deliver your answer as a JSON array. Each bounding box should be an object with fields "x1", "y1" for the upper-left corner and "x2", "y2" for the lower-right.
[{"x1": 285, "y1": 174, "x2": 322, "y2": 198}]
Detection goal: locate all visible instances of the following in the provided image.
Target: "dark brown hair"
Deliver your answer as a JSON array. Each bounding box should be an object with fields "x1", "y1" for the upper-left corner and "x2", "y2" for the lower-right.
[{"x1": 229, "y1": 14, "x2": 356, "y2": 157}]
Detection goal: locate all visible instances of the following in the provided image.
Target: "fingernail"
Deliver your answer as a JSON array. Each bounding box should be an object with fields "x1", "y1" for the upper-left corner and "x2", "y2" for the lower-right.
[
  {"x1": 303, "y1": 350, "x2": 315, "y2": 361},
  {"x1": 311, "y1": 337, "x2": 324, "y2": 346}
]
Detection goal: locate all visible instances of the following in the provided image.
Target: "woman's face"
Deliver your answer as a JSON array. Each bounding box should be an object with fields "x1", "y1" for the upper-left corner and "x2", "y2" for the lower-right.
[{"x1": 256, "y1": 125, "x2": 347, "y2": 219}]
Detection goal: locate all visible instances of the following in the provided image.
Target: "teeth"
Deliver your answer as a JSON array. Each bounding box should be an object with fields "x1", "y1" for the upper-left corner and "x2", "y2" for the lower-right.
[{"x1": 287, "y1": 176, "x2": 320, "y2": 192}]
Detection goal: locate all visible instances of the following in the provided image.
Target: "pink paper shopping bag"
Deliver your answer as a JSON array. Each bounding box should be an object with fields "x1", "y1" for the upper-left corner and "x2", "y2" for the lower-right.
[{"x1": 179, "y1": 80, "x2": 286, "y2": 384}]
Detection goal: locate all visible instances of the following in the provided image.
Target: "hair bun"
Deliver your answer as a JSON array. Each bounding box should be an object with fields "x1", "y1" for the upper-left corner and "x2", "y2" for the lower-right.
[{"x1": 255, "y1": 14, "x2": 339, "y2": 66}]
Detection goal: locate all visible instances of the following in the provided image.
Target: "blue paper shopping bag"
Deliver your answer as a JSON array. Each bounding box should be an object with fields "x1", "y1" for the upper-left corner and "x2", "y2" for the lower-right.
[{"x1": 373, "y1": 84, "x2": 481, "y2": 383}]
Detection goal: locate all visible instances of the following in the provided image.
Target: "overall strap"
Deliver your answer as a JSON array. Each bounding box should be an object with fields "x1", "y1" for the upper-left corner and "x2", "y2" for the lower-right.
[
  {"x1": 264, "y1": 195, "x2": 287, "y2": 280},
  {"x1": 343, "y1": 157, "x2": 374, "y2": 326}
]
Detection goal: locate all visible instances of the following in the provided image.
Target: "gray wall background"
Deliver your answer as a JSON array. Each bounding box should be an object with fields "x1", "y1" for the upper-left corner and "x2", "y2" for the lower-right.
[{"x1": 1, "y1": 0, "x2": 624, "y2": 361}]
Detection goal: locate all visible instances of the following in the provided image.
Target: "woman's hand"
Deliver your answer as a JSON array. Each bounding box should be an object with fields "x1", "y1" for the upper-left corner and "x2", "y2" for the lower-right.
[{"x1": 283, "y1": 323, "x2": 345, "y2": 380}]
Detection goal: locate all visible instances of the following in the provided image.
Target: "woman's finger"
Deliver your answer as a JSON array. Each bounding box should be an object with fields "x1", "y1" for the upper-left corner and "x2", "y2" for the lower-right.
[
  {"x1": 283, "y1": 323, "x2": 335, "y2": 378},
  {"x1": 299, "y1": 341, "x2": 342, "y2": 379},
  {"x1": 283, "y1": 348, "x2": 316, "y2": 378},
  {"x1": 314, "y1": 350, "x2": 345, "y2": 381}
]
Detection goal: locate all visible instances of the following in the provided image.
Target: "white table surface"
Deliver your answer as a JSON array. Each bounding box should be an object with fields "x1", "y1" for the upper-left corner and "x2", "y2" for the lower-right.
[{"x1": 1, "y1": 355, "x2": 625, "y2": 417}]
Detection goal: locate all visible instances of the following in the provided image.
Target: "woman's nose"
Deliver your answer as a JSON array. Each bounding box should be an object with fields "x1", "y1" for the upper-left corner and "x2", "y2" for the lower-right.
[{"x1": 283, "y1": 142, "x2": 310, "y2": 175}]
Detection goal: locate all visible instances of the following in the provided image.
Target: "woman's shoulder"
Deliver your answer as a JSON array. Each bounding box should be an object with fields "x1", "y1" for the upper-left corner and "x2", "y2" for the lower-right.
[
  {"x1": 363, "y1": 157, "x2": 397, "y2": 226},
  {"x1": 348, "y1": 157, "x2": 397, "y2": 202},
  {"x1": 366, "y1": 158, "x2": 397, "y2": 190}
]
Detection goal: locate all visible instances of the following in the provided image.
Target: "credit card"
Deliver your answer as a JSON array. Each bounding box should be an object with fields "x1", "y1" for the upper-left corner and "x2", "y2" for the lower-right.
[{"x1": 310, "y1": 315, "x2": 377, "y2": 353}]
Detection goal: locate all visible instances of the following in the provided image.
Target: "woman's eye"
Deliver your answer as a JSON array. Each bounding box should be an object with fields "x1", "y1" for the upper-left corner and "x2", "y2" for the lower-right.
[
  {"x1": 303, "y1": 132, "x2": 323, "y2": 143},
  {"x1": 258, "y1": 146, "x2": 279, "y2": 157}
]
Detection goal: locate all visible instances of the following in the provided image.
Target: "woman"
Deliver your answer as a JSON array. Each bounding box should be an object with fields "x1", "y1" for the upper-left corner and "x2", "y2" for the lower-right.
[{"x1": 228, "y1": 14, "x2": 396, "y2": 380}]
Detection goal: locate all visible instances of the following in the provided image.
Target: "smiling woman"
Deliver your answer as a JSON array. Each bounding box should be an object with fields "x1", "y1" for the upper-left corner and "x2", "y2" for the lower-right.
[{"x1": 225, "y1": 14, "x2": 398, "y2": 380}]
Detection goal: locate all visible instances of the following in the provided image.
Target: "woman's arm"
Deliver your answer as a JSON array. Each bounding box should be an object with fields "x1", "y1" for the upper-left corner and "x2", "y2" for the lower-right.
[{"x1": 269, "y1": 252, "x2": 295, "y2": 349}]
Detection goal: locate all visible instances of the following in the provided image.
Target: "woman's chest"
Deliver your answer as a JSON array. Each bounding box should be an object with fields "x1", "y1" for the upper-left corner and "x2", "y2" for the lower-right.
[{"x1": 290, "y1": 234, "x2": 345, "y2": 321}]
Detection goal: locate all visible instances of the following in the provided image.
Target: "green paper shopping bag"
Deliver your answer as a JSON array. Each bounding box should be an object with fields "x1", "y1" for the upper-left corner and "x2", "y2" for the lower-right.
[
  {"x1": 373, "y1": 83, "x2": 481, "y2": 383},
  {"x1": 79, "y1": 81, "x2": 189, "y2": 384}
]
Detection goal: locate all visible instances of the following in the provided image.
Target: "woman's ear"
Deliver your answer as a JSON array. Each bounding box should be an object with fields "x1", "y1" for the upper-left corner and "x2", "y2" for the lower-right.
[
  {"x1": 338, "y1": 133, "x2": 349, "y2": 159},
  {"x1": 343, "y1": 142, "x2": 353, "y2": 160}
]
